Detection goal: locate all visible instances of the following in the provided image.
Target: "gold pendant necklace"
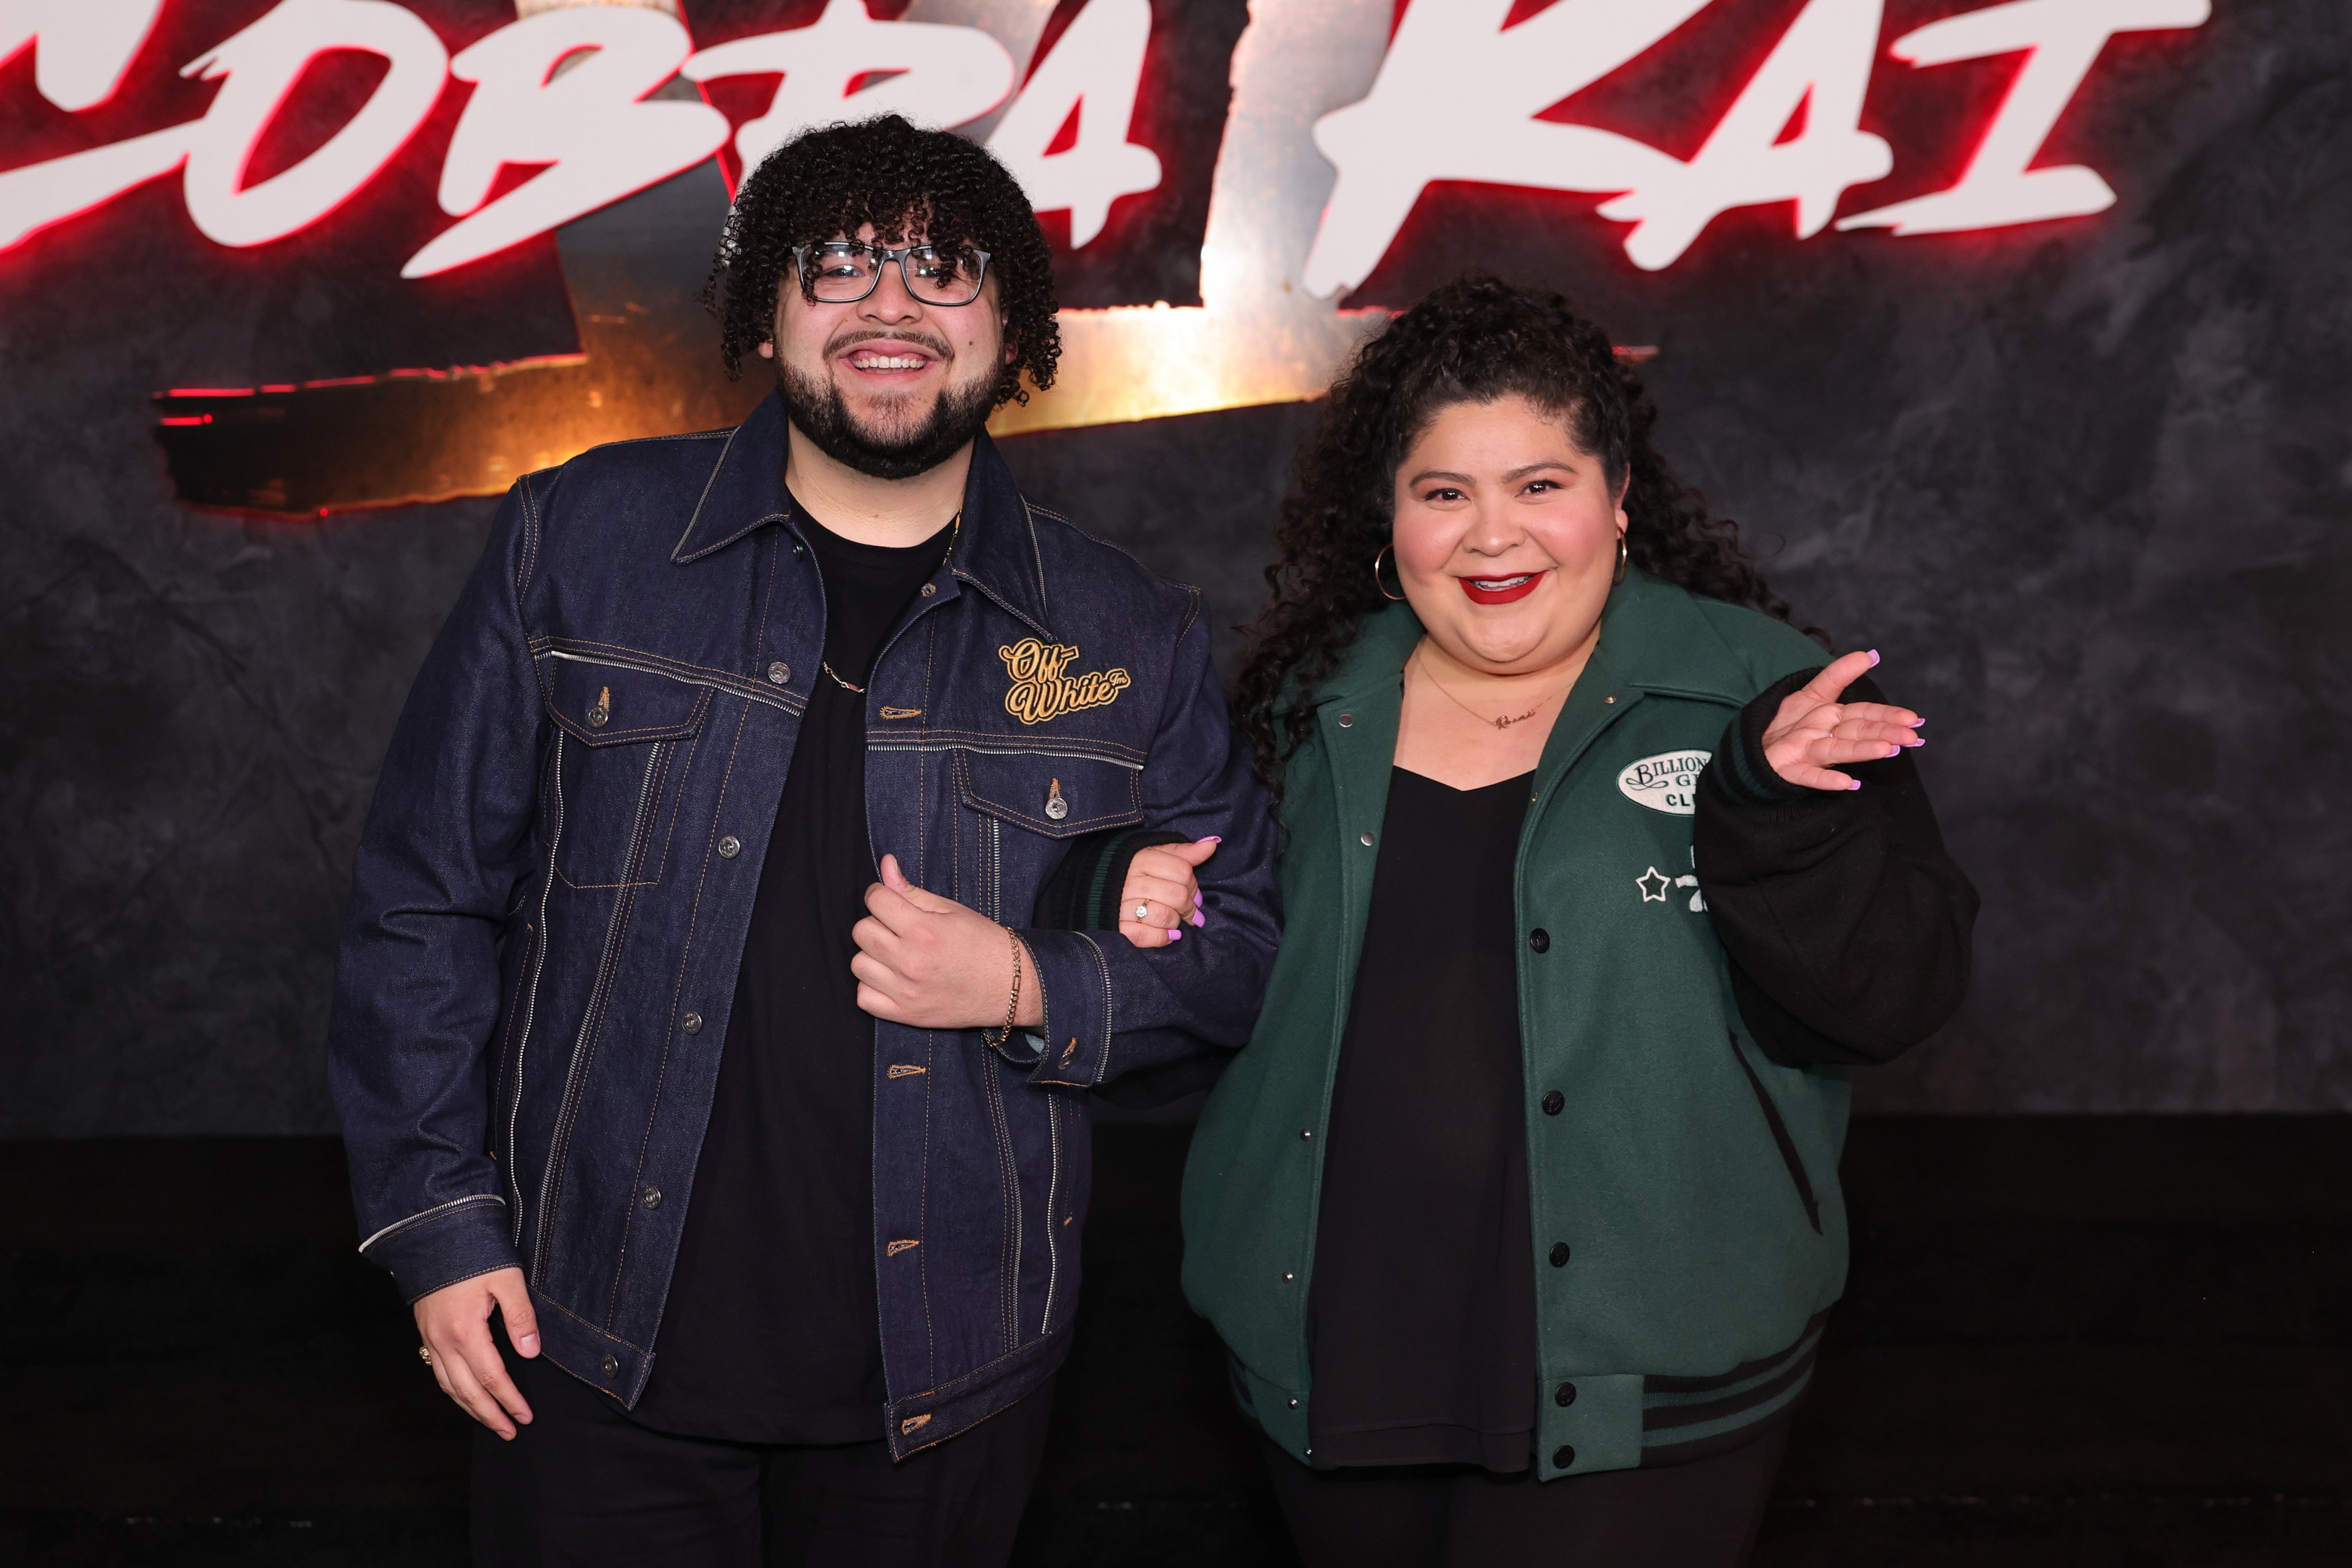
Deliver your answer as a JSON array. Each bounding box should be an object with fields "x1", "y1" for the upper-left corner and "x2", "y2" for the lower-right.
[{"x1": 1414, "y1": 646, "x2": 1560, "y2": 731}]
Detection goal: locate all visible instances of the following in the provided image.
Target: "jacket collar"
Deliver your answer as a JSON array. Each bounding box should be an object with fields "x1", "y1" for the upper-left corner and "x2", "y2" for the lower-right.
[
  {"x1": 1308, "y1": 568, "x2": 1766, "y2": 717},
  {"x1": 668, "y1": 392, "x2": 1055, "y2": 639}
]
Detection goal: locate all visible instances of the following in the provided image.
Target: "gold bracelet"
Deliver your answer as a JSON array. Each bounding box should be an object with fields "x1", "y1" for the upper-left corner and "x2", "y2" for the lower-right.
[{"x1": 984, "y1": 928, "x2": 1022, "y2": 1048}]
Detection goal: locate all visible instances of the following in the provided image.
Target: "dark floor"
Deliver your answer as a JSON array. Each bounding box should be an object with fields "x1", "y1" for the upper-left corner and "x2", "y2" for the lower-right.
[{"x1": 2, "y1": 1118, "x2": 2347, "y2": 1566}]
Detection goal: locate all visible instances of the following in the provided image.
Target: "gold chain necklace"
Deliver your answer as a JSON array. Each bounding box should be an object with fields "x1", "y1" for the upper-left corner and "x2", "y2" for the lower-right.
[
  {"x1": 810, "y1": 511, "x2": 961, "y2": 699},
  {"x1": 1413, "y1": 645, "x2": 1565, "y2": 731}
]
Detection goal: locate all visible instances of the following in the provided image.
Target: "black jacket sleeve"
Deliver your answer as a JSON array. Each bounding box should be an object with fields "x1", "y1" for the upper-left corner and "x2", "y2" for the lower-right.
[
  {"x1": 1695, "y1": 668, "x2": 1980, "y2": 1068},
  {"x1": 1032, "y1": 827, "x2": 1233, "y2": 1108}
]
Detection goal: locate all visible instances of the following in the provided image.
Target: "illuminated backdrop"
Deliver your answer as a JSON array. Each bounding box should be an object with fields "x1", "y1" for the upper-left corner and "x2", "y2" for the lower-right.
[{"x1": 5, "y1": 0, "x2": 2348, "y2": 1132}]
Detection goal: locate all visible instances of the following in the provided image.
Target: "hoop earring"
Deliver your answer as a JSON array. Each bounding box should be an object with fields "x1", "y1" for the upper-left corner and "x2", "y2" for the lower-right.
[
  {"x1": 1612, "y1": 532, "x2": 1628, "y2": 586},
  {"x1": 1373, "y1": 545, "x2": 1407, "y2": 602}
]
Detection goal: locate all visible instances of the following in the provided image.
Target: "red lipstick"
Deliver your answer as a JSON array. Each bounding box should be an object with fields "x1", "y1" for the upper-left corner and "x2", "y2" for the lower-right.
[{"x1": 1459, "y1": 571, "x2": 1547, "y2": 605}]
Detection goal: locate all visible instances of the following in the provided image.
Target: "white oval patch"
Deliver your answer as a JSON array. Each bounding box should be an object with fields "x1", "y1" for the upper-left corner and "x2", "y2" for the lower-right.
[{"x1": 1617, "y1": 750, "x2": 1711, "y2": 815}]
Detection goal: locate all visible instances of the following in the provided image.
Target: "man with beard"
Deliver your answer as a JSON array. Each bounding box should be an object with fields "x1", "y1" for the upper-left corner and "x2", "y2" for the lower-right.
[{"x1": 328, "y1": 117, "x2": 1280, "y2": 1566}]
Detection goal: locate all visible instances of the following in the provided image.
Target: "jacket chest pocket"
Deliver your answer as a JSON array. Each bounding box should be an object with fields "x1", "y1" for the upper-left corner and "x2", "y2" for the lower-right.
[
  {"x1": 537, "y1": 659, "x2": 713, "y2": 891},
  {"x1": 953, "y1": 748, "x2": 1144, "y2": 922}
]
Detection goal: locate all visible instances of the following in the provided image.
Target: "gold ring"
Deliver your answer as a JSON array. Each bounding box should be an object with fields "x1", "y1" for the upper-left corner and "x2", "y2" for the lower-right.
[{"x1": 418, "y1": 1345, "x2": 435, "y2": 1366}]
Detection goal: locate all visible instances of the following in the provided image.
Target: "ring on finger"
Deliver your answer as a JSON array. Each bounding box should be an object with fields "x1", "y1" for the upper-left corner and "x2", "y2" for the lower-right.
[
  {"x1": 418, "y1": 1345, "x2": 435, "y2": 1366},
  {"x1": 1134, "y1": 902, "x2": 1149, "y2": 921}
]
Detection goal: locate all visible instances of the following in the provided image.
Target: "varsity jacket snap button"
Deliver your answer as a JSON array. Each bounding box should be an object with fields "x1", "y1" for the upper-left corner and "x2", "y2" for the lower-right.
[
  {"x1": 1542, "y1": 1090, "x2": 1564, "y2": 1115},
  {"x1": 1553, "y1": 1445, "x2": 1575, "y2": 1469},
  {"x1": 718, "y1": 836, "x2": 741, "y2": 859},
  {"x1": 767, "y1": 662, "x2": 790, "y2": 685},
  {"x1": 1528, "y1": 928, "x2": 1550, "y2": 953},
  {"x1": 1337, "y1": 713, "x2": 1353, "y2": 728},
  {"x1": 1555, "y1": 1381, "x2": 1577, "y2": 1407},
  {"x1": 1360, "y1": 833, "x2": 1374, "y2": 847},
  {"x1": 1549, "y1": 1242, "x2": 1571, "y2": 1267}
]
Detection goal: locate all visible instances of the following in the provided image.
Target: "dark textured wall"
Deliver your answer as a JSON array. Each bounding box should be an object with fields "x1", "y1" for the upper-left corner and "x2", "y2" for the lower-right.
[{"x1": 3, "y1": 1, "x2": 2346, "y2": 1133}]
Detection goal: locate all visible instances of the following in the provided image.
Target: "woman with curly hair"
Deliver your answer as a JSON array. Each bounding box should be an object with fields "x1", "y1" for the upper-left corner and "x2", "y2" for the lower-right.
[{"x1": 1181, "y1": 277, "x2": 1978, "y2": 1566}]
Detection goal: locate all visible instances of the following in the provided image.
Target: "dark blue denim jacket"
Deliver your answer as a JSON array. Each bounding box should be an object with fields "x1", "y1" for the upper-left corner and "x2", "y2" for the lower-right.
[{"x1": 329, "y1": 393, "x2": 1280, "y2": 1456}]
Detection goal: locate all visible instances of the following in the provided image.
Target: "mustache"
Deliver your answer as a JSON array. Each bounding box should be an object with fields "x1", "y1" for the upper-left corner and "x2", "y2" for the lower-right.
[{"x1": 827, "y1": 327, "x2": 954, "y2": 361}]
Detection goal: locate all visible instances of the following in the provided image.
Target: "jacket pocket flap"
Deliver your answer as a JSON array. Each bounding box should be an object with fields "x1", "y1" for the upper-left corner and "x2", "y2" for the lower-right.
[
  {"x1": 540, "y1": 659, "x2": 713, "y2": 747},
  {"x1": 955, "y1": 750, "x2": 1144, "y2": 839}
]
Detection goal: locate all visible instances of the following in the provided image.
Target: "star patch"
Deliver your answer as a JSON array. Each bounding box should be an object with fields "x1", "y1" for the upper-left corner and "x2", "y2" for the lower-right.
[{"x1": 1636, "y1": 866, "x2": 1673, "y2": 902}]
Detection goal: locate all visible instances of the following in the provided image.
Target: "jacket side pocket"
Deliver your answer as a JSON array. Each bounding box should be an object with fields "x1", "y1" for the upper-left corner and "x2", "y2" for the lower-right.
[{"x1": 1729, "y1": 1031, "x2": 1822, "y2": 1234}]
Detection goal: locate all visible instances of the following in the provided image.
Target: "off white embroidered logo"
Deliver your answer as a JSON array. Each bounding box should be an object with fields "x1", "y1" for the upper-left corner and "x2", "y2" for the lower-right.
[
  {"x1": 1000, "y1": 638, "x2": 1132, "y2": 725},
  {"x1": 1617, "y1": 750, "x2": 1710, "y2": 814}
]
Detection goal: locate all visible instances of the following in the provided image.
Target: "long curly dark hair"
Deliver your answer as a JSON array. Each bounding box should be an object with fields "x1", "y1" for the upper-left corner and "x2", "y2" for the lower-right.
[
  {"x1": 704, "y1": 114, "x2": 1060, "y2": 407},
  {"x1": 1234, "y1": 275, "x2": 1803, "y2": 797}
]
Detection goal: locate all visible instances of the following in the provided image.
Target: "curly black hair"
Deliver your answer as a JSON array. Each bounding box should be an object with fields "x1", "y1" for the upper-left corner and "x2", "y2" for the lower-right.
[
  {"x1": 1233, "y1": 273, "x2": 1806, "y2": 798},
  {"x1": 704, "y1": 114, "x2": 1060, "y2": 407}
]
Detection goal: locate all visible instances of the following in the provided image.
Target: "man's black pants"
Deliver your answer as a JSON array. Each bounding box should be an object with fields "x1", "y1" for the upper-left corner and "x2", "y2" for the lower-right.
[{"x1": 473, "y1": 1340, "x2": 1053, "y2": 1568}]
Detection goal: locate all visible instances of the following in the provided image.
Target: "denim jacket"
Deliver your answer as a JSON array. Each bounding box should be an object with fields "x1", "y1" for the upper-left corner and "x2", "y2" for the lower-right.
[{"x1": 329, "y1": 393, "x2": 1281, "y2": 1456}]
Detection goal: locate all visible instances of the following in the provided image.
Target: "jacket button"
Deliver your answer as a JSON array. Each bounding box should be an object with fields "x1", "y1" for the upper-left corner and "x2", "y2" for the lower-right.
[
  {"x1": 1283, "y1": 1272, "x2": 1295, "y2": 1282},
  {"x1": 642, "y1": 1185, "x2": 662, "y2": 1210},
  {"x1": 682, "y1": 1013, "x2": 703, "y2": 1036},
  {"x1": 1554, "y1": 1445, "x2": 1575, "y2": 1468},
  {"x1": 1360, "y1": 832, "x2": 1374, "y2": 847},
  {"x1": 1549, "y1": 1242, "x2": 1571, "y2": 1267},
  {"x1": 1289, "y1": 1397, "x2": 1300, "y2": 1408},
  {"x1": 718, "y1": 836, "x2": 741, "y2": 859},
  {"x1": 1528, "y1": 928, "x2": 1550, "y2": 953},
  {"x1": 767, "y1": 661, "x2": 790, "y2": 685},
  {"x1": 1542, "y1": 1090, "x2": 1564, "y2": 1115},
  {"x1": 600, "y1": 1354, "x2": 619, "y2": 1378},
  {"x1": 1300, "y1": 1129, "x2": 1312, "y2": 1140},
  {"x1": 1555, "y1": 1381, "x2": 1577, "y2": 1407},
  {"x1": 1338, "y1": 713, "x2": 1354, "y2": 728}
]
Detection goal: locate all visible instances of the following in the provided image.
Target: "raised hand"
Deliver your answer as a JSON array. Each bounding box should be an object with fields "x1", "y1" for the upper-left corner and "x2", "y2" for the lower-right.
[
  {"x1": 853, "y1": 854, "x2": 1045, "y2": 1029},
  {"x1": 1118, "y1": 837, "x2": 1219, "y2": 949},
  {"x1": 1761, "y1": 650, "x2": 1924, "y2": 793}
]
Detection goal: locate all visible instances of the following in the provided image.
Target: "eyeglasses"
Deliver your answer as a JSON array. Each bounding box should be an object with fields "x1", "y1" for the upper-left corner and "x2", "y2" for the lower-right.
[{"x1": 791, "y1": 241, "x2": 991, "y2": 306}]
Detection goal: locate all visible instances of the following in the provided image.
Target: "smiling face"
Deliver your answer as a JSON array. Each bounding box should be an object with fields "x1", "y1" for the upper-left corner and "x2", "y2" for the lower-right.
[
  {"x1": 1390, "y1": 393, "x2": 1628, "y2": 675},
  {"x1": 762, "y1": 221, "x2": 1011, "y2": 481}
]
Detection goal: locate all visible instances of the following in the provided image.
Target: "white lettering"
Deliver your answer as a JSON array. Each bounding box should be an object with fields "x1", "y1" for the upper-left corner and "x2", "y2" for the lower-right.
[
  {"x1": 1301, "y1": 0, "x2": 1705, "y2": 299},
  {"x1": 180, "y1": 0, "x2": 447, "y2": 249},
  {"x1": 0, "y1": 0, "x2": 163, "y2": 111},
  {"x1": 1599, "y1": 0, "x2": 1891, "y2": 271},
  {"x1": 403, "y1": 7, "x2": 727, "y2": 279},
  {"x1": 986, "y1": 0, "x2": 1161, "y2": 249},
  {"x1": 1839, "y1": 0, "x2": 2211, "y2": 237},
  {"x1": 679, "y1": 0, "x2": 1013, "y2": 178}
]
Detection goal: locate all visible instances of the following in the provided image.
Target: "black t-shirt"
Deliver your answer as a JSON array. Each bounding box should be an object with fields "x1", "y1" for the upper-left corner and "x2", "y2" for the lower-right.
[
  {"x1": 628, "y1": 497, "x2": 953, "y2": 1445},
  {"x1": 1306, "y1": 766, "x2": 1539, "y2": 1472}
]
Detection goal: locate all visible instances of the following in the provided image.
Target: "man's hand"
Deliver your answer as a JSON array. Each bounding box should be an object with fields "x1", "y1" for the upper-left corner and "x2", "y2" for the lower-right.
[
  {"x1": 1118, "y1": 837, "x2": 1219, "y2": 949},
  {"x1": 1761, "y1": 650, "x2": 1924, "y2": 792},
  {"x1": 854, "y1": 855, "x2": 1046, "y2": 1029},
  {"x1": 413, "y1": 1265, "x2": 539, "y2": 1440}
]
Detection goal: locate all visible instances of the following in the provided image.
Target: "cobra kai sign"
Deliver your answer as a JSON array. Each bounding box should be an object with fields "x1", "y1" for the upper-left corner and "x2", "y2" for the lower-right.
[{"x1": 1, "y1": 0, "x2": 2211, "y2": 514}]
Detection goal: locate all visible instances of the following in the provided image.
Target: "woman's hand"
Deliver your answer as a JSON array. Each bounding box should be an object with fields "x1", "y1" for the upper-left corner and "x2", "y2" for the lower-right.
[
  {"x1": 1762, "y1": 650, "x2": 1924, "y2": 792},
  {"x1": 1118, "y1": 837, "x2": 1219, "y2": 949}
]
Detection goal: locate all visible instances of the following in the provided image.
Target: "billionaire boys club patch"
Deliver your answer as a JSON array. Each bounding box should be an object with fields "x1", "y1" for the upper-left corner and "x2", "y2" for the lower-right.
[
  {"x1": 1617, "y1": 750, "x2": 1711, "y2": 814},
  {"x1": 999, "y1": 638, "x2": 1133, "y2": 725}
]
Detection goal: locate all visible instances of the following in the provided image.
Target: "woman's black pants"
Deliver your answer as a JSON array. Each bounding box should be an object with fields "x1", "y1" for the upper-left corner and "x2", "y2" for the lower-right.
[{"x1": 1261, "y1": 1423, "x2": 1789, "y2": 1568}]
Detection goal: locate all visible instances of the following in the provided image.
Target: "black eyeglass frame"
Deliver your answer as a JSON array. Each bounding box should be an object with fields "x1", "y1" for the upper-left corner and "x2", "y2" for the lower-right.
[{"x1": 790, "y1": 241, "x2": 994, "y2": 307}]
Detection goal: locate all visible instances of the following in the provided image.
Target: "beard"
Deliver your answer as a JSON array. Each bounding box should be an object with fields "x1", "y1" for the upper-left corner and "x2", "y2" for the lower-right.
[{"x1": 777, "y1": 352, "x2": 1000, "y2": 482}]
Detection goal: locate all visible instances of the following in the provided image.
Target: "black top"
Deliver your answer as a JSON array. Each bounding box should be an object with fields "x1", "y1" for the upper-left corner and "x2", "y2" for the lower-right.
[
  {"x1": 628, "y1": 498, "x2": 953, "y2": 1444},
  {"x1": 1307, "y1": 766, "x2": 1538, "y2": 1472}
]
